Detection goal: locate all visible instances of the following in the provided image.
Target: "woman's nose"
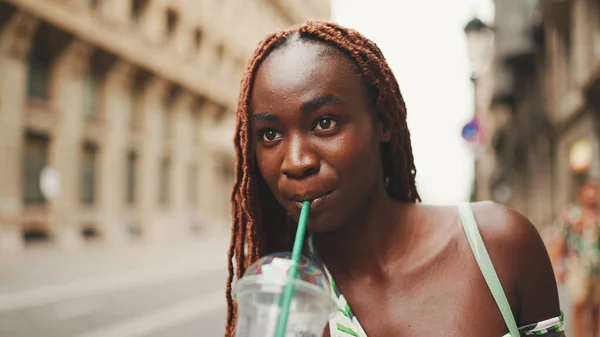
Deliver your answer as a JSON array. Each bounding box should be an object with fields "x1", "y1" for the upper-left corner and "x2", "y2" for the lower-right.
[{"x1": 281, "y1": 135, "x2": 320, "y2": 180}]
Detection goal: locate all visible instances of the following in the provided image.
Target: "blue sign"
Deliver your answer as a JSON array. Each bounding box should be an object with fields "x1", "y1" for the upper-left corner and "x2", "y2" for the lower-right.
[{"x1": 461, "y1": 117, "x2": 481, "y2": 144}]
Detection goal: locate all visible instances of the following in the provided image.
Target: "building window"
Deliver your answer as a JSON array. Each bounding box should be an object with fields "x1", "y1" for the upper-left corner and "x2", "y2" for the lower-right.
[
  {"x1": 595, "y1": 2, "x2": 600, "y2": 57},
  {"x1": 27, "y1": 49, "x2": 51, "y2": 101},
  {"x1": 22, "y1": 133, "x2": 49, "y2": 206},
  {"x1": 215, "y1": 105, "x2": 227, "y2": 123},
  {"x1": 126, "y1": 89, "x2": 134, "y2": 130},
  {"x1": 165, "y1": 87, "x2": 180, "y2": 139},
  {"x1": 188, "y1": 165, "x2": 198, "y2": 205},
  {"x1": 193, "y1": 28, "x2": 203, "y2": 52},
  {"x1": 126, "y1": 151, "x2": 137, "y2": 204},
  {"x1": 83, "y1": 70, "x2": 99, "y2": 117},
  {"x1": 165, "y1": 9, "x2": 179, "y2": 37},
  {"x1": 130, "y1": 75, "x2": 146, "y2": 130},
  {"x1": 554, "y1": 11, "x2": 573, "y2": 93},
  {"x1": 562, "y1": 28, "x2": 571, "y2": 65},
  {"x1": 159, "y1": 158, "x2": 170, "y2": 205},
  {"x1": 131, "y1": 0, "x2": 148, "y2": 22},
  {"x1": 129, "y1": 86, "x2": 139, "y2": 130},
  {"x1": 191, "y1": 111, "x2": 200, "y2": 145},
  {"x1": 216, "y1": 44, "x2": 224, "y2": 62},
  {"x1": 161, "y1": 101, "x2": 171, "y2": 139},
  {"x1": 81, "y1": 144, "x2": 98, "y2": 205}
]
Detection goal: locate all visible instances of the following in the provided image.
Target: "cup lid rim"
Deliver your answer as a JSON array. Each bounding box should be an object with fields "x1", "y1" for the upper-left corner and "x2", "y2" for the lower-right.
[{"x1": 233, "y1": 274, "x2": 334, "y2": 302}]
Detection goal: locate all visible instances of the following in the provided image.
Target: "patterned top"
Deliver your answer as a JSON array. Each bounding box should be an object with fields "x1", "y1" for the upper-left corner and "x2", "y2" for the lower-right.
[
  {"x1": 557, "y1": 203, "x2": 600, "y2": 276},
  {"x1": 307, "y1": 236, "x2": 565, "y2": 336}
]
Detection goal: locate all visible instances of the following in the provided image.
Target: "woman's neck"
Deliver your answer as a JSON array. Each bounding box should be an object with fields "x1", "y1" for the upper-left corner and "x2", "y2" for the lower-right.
[{"x1": 313, "y1": 187, "x2": 416, "y2": 282}]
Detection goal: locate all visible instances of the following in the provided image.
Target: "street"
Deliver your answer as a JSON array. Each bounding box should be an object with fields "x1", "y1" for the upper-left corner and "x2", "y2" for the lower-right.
[
  {"x1": 0, "y1": 235, "x2": 231, "y2": 337},
  {"x1": 0, "y1": 234, "x2": 576, "y2": 337}
]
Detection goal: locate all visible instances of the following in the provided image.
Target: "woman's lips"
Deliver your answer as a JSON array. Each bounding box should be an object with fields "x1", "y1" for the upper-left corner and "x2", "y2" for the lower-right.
[{"x1": 292, "y1": 190, "x2": 334, "y2": 213}]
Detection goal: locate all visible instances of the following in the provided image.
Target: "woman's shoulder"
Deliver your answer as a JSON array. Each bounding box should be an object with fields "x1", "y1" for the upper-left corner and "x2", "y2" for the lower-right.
[
  {"x1": 413, "y1": 201, "x2": 560, "y2": 324},
  {"x1": 410, "y1": 201, "x2": 547, "y2": 253},
  {"x1": 466, "y1": 201, "x2": 552, "y2": 285},
  {"x1": 403, "y1": 202, "x2": 561, "y2": 329},
  {"x1": 469, "y1": 201, "x2": 542, "y2": 251},
  {"x1": 413, "y1": 201, "x2": 549, "y2": 273},
  {"x1": 468, "y1": 201, "x2": 562, "y2": 325}
]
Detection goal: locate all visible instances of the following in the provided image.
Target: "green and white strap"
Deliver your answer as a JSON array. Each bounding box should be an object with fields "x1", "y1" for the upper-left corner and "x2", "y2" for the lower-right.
[{"x1": 457, "y1": 202, "x2": 520, "y2": 337}]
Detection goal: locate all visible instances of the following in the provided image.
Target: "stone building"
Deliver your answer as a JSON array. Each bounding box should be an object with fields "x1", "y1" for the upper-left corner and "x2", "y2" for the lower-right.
[
  {"x1": 0, "y1": 0, "x2": 331, "y2": 254},
  {"x1": 466, "y1": 0, "x2": 600, "y2": 231}
]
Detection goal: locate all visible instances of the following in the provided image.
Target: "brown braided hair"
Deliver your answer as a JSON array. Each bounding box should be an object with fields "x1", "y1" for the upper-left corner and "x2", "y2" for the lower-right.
[{"x1": 224, "y1": 20, "x2": 420, "y2": 336}]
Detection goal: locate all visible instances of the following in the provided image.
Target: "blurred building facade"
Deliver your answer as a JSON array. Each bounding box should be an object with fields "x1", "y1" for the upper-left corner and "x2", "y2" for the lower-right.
[
  {"x1": 0, "y1": 0, "x2": 330, "y2": 254},
  {"x1": 466, "y1": 0, "x2": 600, "y2": 230}
]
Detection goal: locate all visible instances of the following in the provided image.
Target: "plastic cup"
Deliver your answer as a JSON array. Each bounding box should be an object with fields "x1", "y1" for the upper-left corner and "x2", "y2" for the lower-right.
[{"x1": 233, "y1": 252, "x2": 336, "y2": 337}]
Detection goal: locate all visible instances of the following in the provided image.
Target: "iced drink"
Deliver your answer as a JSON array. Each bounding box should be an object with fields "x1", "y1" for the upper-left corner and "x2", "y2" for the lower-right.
[{"x1": 233, "y1": 253, "x2": 336, "y2": 337}]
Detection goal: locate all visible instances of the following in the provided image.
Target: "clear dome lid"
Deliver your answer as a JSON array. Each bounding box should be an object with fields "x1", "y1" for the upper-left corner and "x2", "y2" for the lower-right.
[{"x1": 237, "y1": 252, "x2": 331, "y2": 294}]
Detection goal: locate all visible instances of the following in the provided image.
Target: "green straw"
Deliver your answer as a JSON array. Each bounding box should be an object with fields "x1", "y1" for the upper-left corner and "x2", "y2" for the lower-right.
[{"x1": 274, "y1": 200, "x2": 311, "y2": 337}]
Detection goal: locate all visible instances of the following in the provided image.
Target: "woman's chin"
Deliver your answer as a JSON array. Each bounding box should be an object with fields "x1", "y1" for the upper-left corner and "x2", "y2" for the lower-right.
[{"x1": 305, "y1": 216, "x2": 339, "y2": 234}]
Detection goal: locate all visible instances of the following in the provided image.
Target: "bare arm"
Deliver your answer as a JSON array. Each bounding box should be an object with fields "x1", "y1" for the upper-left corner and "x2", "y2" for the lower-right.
[
  {"x1": 508, "y1": 209, "x2": 562, "y2": 327},
  {"x1": 472, "y1": 202, "x2": 562, "y2": 329}
]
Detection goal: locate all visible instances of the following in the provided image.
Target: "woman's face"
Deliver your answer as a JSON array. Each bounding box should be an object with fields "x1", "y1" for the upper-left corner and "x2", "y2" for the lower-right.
[{"x1": 250, "y1": 40, "x2": 391, "y2": 232}]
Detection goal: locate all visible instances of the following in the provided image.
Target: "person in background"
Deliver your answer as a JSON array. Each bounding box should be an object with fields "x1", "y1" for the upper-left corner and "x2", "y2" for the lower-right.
[{"x1": 551, "y1": 175, "x2": 600, "y2": 337}]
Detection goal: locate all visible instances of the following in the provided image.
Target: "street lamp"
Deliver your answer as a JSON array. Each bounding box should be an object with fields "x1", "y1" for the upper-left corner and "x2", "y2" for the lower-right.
[
  {"x1": 462, "y1": 17, "x2": 494, "y2": 151},
  {"x1": 464, "y1": 17, "x2": 494, "y2": 79}
]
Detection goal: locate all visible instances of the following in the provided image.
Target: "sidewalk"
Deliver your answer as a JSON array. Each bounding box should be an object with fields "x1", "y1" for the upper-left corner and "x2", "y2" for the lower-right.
[{"x1": 0, "y1": 233, "x2": 230, "y2": 295}]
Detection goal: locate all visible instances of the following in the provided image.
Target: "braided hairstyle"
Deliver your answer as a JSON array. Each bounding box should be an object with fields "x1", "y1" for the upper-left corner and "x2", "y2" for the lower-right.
[{"x1": 225, "y1": 20, "x2": 420, "y2": 336}]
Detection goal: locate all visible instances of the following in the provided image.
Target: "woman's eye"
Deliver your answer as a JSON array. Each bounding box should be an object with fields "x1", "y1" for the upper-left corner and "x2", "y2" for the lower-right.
[
  {"x1": 314, "y1": 117, "x2": 337, "y2": 131},
  {"x1": 262, "y1": 130, "x2": 281, "y2": 142}
]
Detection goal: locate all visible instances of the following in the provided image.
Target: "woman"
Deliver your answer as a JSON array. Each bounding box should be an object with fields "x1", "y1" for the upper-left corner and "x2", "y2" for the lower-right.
[{"x1": 225, "y1": 21, "x2": 564, "y2": 336}]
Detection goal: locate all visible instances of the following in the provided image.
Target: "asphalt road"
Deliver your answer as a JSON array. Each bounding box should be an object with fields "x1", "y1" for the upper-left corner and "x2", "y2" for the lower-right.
[{"x1": 0, "y1": 235, "x2": 230, "y2": 337}]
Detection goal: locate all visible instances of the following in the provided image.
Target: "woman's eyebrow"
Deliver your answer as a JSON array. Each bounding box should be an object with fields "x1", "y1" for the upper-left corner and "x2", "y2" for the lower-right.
[
  {"x1": 252, "y1": 112, "x2": 278, "y2": 125},
  {"x1": 301, "y1": 94, "x2": 343, "y2": 115}
]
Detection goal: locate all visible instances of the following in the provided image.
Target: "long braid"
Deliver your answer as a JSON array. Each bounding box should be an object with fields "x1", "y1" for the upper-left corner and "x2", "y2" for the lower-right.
[
  {"x1": 224, "y1": 21, "x2": 420, "y2": 337},
  {"x1": 225, "y1": 30, "x2": 294, "y2": 336}
]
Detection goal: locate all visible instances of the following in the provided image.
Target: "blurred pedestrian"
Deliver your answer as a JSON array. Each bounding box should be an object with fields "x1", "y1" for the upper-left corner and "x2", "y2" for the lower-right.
[{"x1": 550, "y1": 175, "x2": 600, "y2": 337}]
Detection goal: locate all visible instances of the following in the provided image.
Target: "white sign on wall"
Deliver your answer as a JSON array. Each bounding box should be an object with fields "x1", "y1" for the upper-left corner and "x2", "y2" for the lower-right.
[{"x1": 40, "y1": 167, "x2": 61, "y2": 200}]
